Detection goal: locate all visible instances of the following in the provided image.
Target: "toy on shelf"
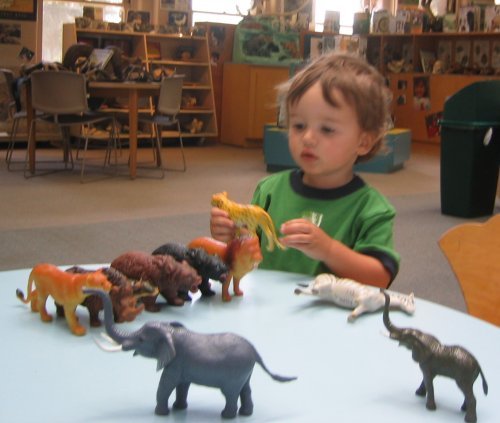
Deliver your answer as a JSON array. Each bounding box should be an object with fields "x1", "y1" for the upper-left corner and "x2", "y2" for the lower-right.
[
  {"x1": 111, "y1": 251, "x2": 201, "y2": 311},
  {"x1": 188, "y1": 236, "x2": 263, "y2": 302},
  {"x1": 16, "y1": 263, "x2": 112, "y2": 336},
  {"x1": 382, "y1": 291, "x2": 488, "y2": 423},
  {"x1": 295, "y1": 273, "x2": 415, "y2": 322},
  {"x1": 152, "y1": 242, "x2": 229, "y2": 299},
  {"x1": 56, "y1": 266, "x2": 157, "y2": 326},
  {"x1": 211, "y1": 191, "x2": 285, "y2": 251},
  {"x1": 86, "y1": 288, "x2": 297, "y2": 419}
]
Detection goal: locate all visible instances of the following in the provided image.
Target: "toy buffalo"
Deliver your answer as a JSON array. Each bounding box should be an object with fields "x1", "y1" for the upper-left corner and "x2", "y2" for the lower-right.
[
  {"x1": 188, "y1": 236, "x2": 262, "y2": 302},
  {"x1": 152, "y1": 242, "x2": 229, "y2": 299},
  {"x1": 56, "y1": 266, "x2": 157, "y2": 326},
  {"x1": 382, "y1": 291, "x2": 488, "y2": 423},
  {"x1": 16, "y1": 263, "x2": 112, "y2": 336},
  {"x1": 86, "y1": 288, "x2": 297, "y2": 419},
  {"x1": 111, "y1": 251, "x2": 201, "y2": 311}
]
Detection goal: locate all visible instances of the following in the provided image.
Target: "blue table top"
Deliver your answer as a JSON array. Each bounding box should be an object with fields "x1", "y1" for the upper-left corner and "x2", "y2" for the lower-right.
[{"x1": 1, "y1": 266, "x2": 499, "y2": 423}]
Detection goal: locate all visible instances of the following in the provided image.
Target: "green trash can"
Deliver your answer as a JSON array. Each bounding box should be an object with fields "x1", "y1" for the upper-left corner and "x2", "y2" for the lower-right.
[{"x1": 440, "y1": 81, "x2": 500, "y2": 218}]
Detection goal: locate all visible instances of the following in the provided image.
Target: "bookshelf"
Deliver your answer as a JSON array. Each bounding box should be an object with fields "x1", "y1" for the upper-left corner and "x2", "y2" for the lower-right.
[
  {"x1": 62, "y1": 23, "x2": 217, "y2": 142},
  {"x1": 366, "y1": 32, "x2": 500, "y2": 143}
]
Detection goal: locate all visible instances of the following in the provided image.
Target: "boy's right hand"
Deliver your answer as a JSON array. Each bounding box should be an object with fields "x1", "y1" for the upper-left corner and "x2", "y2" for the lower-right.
[{"x1": 210, "y1": 207, "x2": 236, "y2": 243}]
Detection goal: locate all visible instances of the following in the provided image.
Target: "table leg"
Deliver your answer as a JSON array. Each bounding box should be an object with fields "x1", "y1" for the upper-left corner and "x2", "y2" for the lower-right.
[
  {"x1": 26, "y1": 84, "x2": 35, "y2": 174},
  {"x1": 128, "y1": 90, "x2": 138, "y2": 179}
]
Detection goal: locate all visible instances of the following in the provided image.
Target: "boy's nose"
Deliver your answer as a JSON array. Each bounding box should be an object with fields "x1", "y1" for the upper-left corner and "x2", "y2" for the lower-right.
[{"x1": 302, "y1": 128, "x2": 316, "y2": 146}]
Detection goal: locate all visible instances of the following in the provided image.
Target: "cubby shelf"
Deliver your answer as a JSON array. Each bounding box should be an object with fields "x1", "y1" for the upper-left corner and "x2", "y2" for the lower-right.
[{"x1": 63, "y1": 23, "x2": 218, "y2": 141}]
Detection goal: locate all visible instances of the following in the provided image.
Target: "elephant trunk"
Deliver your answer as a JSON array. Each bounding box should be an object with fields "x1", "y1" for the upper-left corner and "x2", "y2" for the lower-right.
[
  {"x1": 381, "y1": 289, "x2": 402, "y2": 339},
  {"x1": 84, "y1": 288, "x2": 141, "y2": 348}
]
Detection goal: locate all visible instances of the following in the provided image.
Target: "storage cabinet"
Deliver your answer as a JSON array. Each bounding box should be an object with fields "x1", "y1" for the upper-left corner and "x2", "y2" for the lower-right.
[
  {"x1": 366, "y1": 32, "x2": 500, "y2": 143},
  {"x1": 221, "y1": 63, "x2": 289, "y2": 147},
  {"x1": 62, "y1": 24, "x2": 217, "y2": 141}
]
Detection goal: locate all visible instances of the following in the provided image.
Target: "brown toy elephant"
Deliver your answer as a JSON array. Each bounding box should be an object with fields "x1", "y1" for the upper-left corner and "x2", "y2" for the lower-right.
[
  {"x1": 56, "y1": 266, "x2": 157, "y2": 326},
  {"x1": 111, "y1": 251, "x2": 201, "y2": 311}
]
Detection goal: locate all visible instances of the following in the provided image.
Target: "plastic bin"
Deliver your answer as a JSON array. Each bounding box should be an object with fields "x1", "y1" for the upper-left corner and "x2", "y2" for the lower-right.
[{"x1": 440, "y1": 81, "x2": 500, "y2": 218}]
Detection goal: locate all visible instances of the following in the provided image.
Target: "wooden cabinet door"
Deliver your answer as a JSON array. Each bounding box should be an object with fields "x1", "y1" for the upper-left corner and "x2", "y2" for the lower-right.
[{"x1": 247, "y1": 66, "x2": 289, "y2": 140}]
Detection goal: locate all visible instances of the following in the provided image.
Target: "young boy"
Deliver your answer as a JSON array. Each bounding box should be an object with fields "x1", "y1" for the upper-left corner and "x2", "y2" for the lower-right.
[{"x1": 211, "y1": 53, "x2": 400, "y2": 288}]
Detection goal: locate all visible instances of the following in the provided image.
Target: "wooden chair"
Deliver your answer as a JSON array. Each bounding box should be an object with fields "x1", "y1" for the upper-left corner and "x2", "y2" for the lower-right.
[{"x1": 439, "y1": 214, "x2": 500, "y2": 326}]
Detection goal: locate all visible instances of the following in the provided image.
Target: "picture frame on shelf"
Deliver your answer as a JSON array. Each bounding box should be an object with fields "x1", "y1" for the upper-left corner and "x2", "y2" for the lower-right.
[
  {"x1": 127, "y1": 10, "x2": 151, "y2": 26},
  {"x1": 168, "y1": 11, "x2": 190, "y2": 28},
  {"x1": 419, "y1": 50, "x2": 436, "y2": 73},
  {"x1": 0, "y1": 0, "x2": 37, "y2": 21},
  {"x1": 160, "y1": 0, "x2": 176, "y2": 9}
]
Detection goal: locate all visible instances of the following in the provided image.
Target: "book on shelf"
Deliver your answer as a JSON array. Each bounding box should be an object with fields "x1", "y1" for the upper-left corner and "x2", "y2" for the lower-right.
[
  {"x1": 457, "y1": 6, "x2": 481, "y2": 32},
  {"x1": 484, "y1": 5, "x2": 500, "y2": 32},
  {"x1": 472, "y1": 39, "x2": 490, "y2": 68},
  {"x1": 491, "y1": 40, "x2": 500, "y2": 68},
  {"x1": 454, "y1": 40, "x2": 471, "y2": 67},
  {"x1": 395, "y1": 9, "x2": 411, "y2": 34},
  {"x1": 323, "y1": 11, "x2": 340, "y2": 33},
  {"x1": 437, "y1": 40, "x2": 452, "y2": 71},
  {"x1": 419, "y1": 50, "x2": 436, "y2": 73}
]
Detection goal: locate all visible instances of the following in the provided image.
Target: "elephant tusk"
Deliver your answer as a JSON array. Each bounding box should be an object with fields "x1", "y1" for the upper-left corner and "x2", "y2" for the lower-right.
[{"x1": 92, "y1": 333, "x2": 123, "y2": 352}]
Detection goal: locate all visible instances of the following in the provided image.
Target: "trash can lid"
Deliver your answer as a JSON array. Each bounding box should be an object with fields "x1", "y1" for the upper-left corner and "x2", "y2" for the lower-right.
[
  {"x1": 443, "y1": 80, "x2": 500, "y2": 122},
  {"x1": 439, "y1": 119, "x2": 500, "y2": 129}
]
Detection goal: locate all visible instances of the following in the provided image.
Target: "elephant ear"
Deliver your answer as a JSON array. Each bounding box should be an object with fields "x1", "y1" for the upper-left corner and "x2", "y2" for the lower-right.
[{"x1": 156, "y1": 330, "x2": 176, "y2": 371}]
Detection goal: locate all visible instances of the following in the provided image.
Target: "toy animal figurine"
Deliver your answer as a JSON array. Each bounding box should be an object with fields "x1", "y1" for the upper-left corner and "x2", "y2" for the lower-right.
[
  {"x1": 211, "y1": 191, "x2": 285, "y2": 251},
  {"x1": 16, "y1": 263, "x2": 112, "y2": 336},
  {"x1": 152, "y1": 243, "x2": 229, "y2": 299},
  {"x1": 111, "y1": 251, "x2": 201, "y2": 311},
  {"x1": 294, "y1": 273, "x2": 415, "y2": 322},
  {"x1": 56, "y1": 266, "x2": 157, "y2": 327},
  {"x1": 382, "y1": 291, "x2": 488, "y2": 423},
  {"x1": 86, "y1": 288, "x2": 297, "y2": 419},
  {"x1": 188, "y1": 236, "x2": 263, "y2": 302}
]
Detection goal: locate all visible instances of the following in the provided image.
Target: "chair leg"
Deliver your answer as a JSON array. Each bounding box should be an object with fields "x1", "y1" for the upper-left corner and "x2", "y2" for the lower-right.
[
  {"x1": 23, "y1": 119, "x2": 36, "y2": 178},
  {"x1": 79, "y1": 134, "x2": 91, "y2": 182},
  {"x1": 177, "y1": 121, "x2": 186, "y2": 172},
  {"x1": 61, "y1": 127, "x2": 74, "y2": 170},
  {"x1": 155, "y1": 123, "x2": 165, "y2": 179},
  {"x1": 5, "y1": 117, "x2": 20, "y2": 171}
]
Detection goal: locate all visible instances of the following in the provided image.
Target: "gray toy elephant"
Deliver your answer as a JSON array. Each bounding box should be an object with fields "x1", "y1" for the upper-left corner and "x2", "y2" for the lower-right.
[
  {"x1": 382, "y1": 291, "x2": 488, "y2": 423},
  {"x1": 85, "y1": 288, "x2": 297, "y2": 419}
]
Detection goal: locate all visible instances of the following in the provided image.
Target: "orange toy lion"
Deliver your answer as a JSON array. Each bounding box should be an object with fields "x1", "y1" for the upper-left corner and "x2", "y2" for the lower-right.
[
  {"x1": 188, "y1": 236, "x2": 262, "y2": 302},
  {"x1": 16, "y1": 263, "x2": 112, "y2": 336}
]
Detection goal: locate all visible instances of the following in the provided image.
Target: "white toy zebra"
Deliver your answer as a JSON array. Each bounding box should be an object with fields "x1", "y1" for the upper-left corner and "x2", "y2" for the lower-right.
[{"x1": 294, "y1": 273, "x2": 415, "y2": 322}]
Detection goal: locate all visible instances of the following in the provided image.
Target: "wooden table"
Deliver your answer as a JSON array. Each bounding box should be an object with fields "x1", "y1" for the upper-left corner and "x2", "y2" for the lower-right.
[
  {"x1": 26, "y1": 81, "x2": 161, "y2": 179},
  {"x1": 87, "y1": 81, "x2": 161, "y2": 179}
]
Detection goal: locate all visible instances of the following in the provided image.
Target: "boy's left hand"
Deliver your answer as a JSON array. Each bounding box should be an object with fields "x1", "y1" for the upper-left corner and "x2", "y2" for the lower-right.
[{"x1": 280, "y1": 218, "x2": 332, "y2": 261}]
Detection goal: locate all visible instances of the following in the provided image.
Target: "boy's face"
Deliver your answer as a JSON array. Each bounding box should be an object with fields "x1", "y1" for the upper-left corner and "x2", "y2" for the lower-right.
[{"x1": 287, "y1": 82, "x2": 373, "y2": 189}]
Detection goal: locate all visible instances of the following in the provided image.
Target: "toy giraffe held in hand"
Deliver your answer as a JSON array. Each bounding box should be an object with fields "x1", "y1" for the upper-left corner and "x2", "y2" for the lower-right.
[{"x1": 211, "y1": 191, "x2": 285, "y2": 251}]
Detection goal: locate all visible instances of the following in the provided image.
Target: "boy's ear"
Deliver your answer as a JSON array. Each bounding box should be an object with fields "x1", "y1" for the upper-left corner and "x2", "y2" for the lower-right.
[{"x1": 357, "y1": 131, "x2": 376, "y2": 156}]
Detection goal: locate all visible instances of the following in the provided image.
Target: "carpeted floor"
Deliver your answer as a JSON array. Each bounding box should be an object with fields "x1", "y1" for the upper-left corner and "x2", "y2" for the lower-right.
[{"x1": 1, "y1": 143, "x2": 498, "y2": 313}]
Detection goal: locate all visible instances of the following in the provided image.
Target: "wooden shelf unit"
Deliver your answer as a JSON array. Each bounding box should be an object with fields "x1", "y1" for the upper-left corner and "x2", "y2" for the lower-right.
[
  {"x1": 365, "y1": 32, "x2": 500, "y2": 143},
  {"x1": 63, "y1": 24, "x2": 218, "y2": 141}
]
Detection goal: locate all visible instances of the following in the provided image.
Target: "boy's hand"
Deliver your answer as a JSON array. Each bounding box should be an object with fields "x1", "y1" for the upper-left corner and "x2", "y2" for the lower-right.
[
  {"x1": 280, "y1": 218, "x2": 332, "y2": 261},
  {"x1": 210, "y1": 207, "x2": 236, "y2": 243}
]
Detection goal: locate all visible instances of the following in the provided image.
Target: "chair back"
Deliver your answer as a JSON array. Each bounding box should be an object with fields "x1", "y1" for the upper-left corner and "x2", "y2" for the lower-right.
[
  {"x1": 439, "y1": 214, "x2": 500, "y2": 326},
  {"x1": 0, "y1": 68, "x2": 18, "y2": 113},
  {"x1": 30, "y1": 70, "x2": 89, "y2": 115},
  {"x1": 157, "y1": 75, "x2": 184, "y2": 116}
]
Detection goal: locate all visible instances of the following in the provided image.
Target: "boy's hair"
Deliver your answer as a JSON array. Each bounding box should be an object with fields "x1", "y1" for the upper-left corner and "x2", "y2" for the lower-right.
[{"x1": 278, "y1": 53, "x2": 392, "y2": 162}]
